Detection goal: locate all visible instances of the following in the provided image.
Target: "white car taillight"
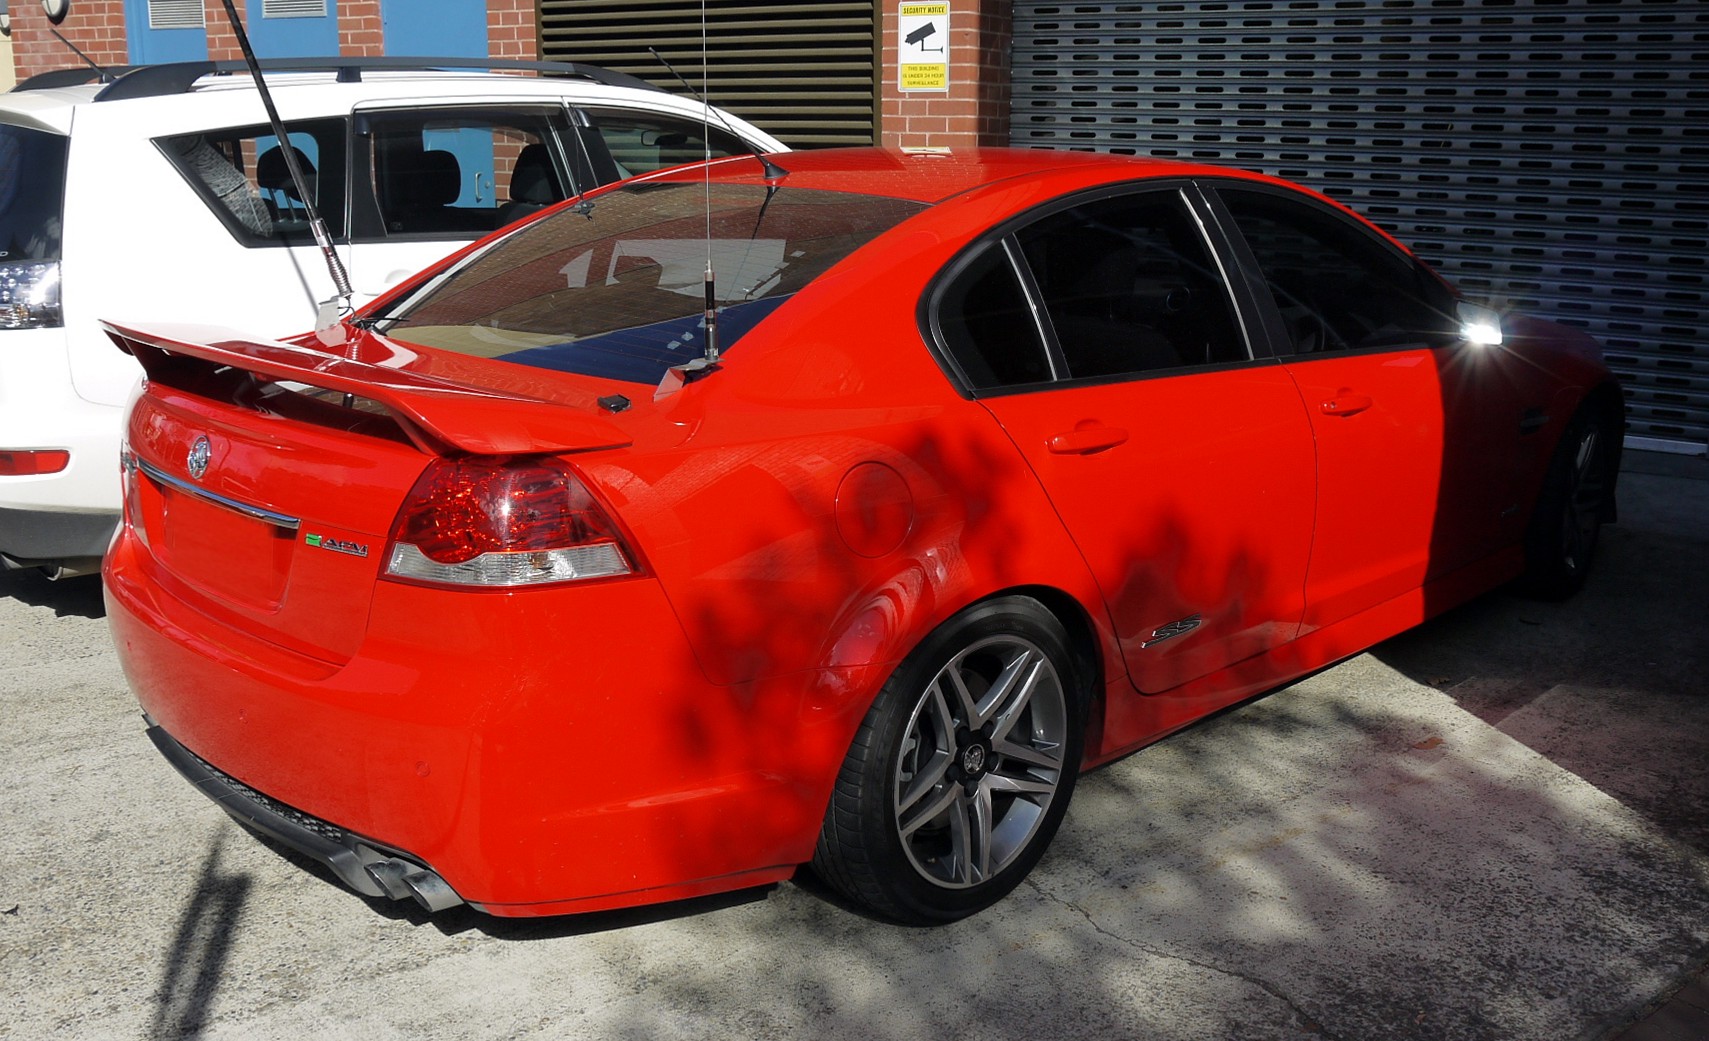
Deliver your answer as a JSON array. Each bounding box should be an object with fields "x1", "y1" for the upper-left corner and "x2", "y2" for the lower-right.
[
  {"x1": 383, "y1": 456, "x2": 637, "y2": 588},
  {"x1": 0, "y1": 261, "x2": 62, "y2": 330}
]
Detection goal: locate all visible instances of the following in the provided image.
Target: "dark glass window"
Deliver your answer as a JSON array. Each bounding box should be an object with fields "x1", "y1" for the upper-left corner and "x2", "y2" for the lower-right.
[
  {"x1": 0, "y1": 124, "x2": 68, "y2": 263},
  {"x1": 1216, "y1": 187, "x2": 1459, "y2": 354},
  {"x1": 1017, "y1": 191, "x2": 1247, "y2": 378},
  {"x1": 933, "y1": 241, "x2": 1053, "y2": 390}
]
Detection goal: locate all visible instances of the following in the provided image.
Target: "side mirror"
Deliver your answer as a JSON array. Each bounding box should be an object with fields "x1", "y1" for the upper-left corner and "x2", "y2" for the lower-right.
[{"x1": 1457, "y1": 300, "x2": 1504, "y2": 347}]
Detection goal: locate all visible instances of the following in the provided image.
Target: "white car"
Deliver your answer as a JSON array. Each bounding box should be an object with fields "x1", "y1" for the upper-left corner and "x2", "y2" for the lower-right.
[{"x1": 0, "y1": 57, "x2": 785, "y2": 577}]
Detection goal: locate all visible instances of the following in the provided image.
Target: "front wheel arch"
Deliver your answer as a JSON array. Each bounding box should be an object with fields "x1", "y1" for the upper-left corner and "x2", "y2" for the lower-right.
[{"x1": 1521, "y1": 387, "x2": 1623, "y2": 599}]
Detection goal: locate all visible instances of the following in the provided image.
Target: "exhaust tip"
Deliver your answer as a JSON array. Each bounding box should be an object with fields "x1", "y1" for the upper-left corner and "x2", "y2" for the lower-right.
[
  {"x1": 363, "y1": 857, "x2": 463, "y2": 913},
  {"x1": 402, "y1": 869, "x2": 462, "y2": 913}
]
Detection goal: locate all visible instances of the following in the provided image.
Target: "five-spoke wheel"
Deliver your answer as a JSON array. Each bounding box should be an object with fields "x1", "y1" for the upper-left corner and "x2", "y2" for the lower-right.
[
  {"x1": 1525, "y1": 404, "x2": 1618, "y2": 599},
  {"x1": 813, "y1": 597, "x2": 1084, "y2": 923}
]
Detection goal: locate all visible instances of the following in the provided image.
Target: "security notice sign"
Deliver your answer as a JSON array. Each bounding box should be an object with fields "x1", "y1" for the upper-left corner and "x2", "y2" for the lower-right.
[{"x1": 898, "y1": 2, "x2": 950, "y2": 92}]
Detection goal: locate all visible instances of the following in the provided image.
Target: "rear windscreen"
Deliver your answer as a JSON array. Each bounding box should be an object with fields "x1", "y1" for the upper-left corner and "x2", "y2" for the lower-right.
[
  {"x1": 380, "y1": 181, "x2": 926, "y2": 385},
  {"x1": 0, "y1": 124, "x2": 69, "y2": 262}
]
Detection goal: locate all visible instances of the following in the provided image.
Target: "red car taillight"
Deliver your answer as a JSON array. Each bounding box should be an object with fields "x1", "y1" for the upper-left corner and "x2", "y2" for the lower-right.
[{"x1": 383, "y1": 456, "x2": 637, "y2": 588}]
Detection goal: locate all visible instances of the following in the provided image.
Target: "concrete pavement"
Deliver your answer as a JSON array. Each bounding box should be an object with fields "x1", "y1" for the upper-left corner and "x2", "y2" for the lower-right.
[{"x1": 1, "y1": 448, "x2": 1706, "y2": 1041}]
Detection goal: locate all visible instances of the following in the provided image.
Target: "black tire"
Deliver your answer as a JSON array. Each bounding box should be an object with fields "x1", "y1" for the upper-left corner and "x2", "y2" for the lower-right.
[
  {"x1": 812, "y1": 596, "x2": 1085, "y2": 923},
  {"x1": 1522, "y1": 405, "x2": 1618, "y2": 599}
]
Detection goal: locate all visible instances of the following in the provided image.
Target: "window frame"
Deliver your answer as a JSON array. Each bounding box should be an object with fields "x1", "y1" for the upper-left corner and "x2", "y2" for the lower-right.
[
  {"x1": 155, "y1": 118, "x2": 349, "y2": 249},
  {"x1": 348, "y1": 103, "x2": 586, "y2": 244},
  {"x1": 577, "y1": 105, "x2": 751, "y2": 181},
  {"x1": 921, "y1": 181, "x2": 1273, "y2": 399},
  {"x1": 1197, "y1": 179, "x2": 1464, "y2": 360}
]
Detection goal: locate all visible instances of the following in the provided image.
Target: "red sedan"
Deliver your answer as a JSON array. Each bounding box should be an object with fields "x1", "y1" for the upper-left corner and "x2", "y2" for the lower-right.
[{"x1": 103, "y1": 148, "x2": 1621, "y2": 923}]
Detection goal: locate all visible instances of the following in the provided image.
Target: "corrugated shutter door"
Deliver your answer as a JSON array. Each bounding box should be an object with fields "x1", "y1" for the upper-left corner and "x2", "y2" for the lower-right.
[
  {"x1": 1011, "y1": 0, "x2": 1709, "y2": 453},
  {"x1": 538, "y1": 0, "x2": 880, "y2": 148}
]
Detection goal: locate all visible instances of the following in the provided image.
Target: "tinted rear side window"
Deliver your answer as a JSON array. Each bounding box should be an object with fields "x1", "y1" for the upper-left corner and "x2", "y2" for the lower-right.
[
  {"x1": 933, "y1": 240, "x2": 1053, "y2": 389},
  {"x1": 1017, "y1": 191, "x2": 1247, "y2": 377},
  {"x1": 0, "y1": 124, "x2": 69, "y2": 262},
  {"x1": 384, "y1": 182, "x2": 925, "y2": 385},
  {"x1": 159, "y1": 120, "x2": 348, "y2": 246}
]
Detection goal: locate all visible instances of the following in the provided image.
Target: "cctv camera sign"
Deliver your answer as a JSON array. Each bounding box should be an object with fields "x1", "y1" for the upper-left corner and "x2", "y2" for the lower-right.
[{"x1": 898, "y1": 2, "x2": 950, "y2": 92}]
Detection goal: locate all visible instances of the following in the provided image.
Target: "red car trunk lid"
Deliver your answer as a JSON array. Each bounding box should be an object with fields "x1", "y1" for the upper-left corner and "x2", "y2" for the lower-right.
[{"x1": 108, "y1": 322, "x2": 636, "y2": 663}]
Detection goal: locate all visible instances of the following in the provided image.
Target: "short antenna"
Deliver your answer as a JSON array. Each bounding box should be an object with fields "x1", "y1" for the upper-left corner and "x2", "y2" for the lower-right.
[
  {"x1": 647, "y1": 46, "x2": 789, "y2": 183},
  {"x1": 45, "y1": 27, "x2": 110, "y2": 80}
]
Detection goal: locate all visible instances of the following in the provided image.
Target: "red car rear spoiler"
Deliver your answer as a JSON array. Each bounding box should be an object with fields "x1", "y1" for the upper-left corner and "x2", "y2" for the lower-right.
[{"x1": 103, "y1": 321, "x2": 633, "y2": 457}]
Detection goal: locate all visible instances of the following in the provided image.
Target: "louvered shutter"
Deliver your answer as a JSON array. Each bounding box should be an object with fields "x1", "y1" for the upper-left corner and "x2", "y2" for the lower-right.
[
  {"x1": 148, "y1": 0, "x2": 205, "y2": 30},
  {"x1": 1012, "y1": 0, "x2": 1709, "y2": 452},
  {"x1": 538, "y1": 0, "x2": 881, "y2": 147}
]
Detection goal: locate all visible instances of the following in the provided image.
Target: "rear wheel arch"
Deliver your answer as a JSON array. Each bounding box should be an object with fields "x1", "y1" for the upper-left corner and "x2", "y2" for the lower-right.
[
  {"x1": 991, "y1": 585, "x2": 1107, "y2": 716},
  {"x1": 810, "y1": 591, "x2": 1097, "y2": 922}
]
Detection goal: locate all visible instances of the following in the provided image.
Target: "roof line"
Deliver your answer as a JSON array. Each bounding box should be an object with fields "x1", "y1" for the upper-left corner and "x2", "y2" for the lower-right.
[{"x1": 11, "y1": 57, "x2": 663, "y2": 102}]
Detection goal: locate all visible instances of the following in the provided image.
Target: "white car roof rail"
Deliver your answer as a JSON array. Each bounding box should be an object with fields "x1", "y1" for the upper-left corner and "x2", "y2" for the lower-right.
[{"x1": 11, "y1": 57, "x2": 664, "y2": 100}]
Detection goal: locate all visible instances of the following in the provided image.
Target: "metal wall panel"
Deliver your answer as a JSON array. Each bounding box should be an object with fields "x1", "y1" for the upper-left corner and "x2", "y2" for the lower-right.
[
  {"x1": 1012, "y1": 0, "x2": 1709, "y2": 451},
  {"x1": 538, "y1": 0, "x2": 880, "y2": 148}
]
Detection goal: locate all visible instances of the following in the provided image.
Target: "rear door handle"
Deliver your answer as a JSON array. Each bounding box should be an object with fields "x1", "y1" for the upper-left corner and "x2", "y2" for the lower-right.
[
  {"x1": 1047, "y1": 425, "x2": 1130, "y2": 454},
  {"x1": 1321, "y1": 393, "x2": 1373, "y2": 417}
]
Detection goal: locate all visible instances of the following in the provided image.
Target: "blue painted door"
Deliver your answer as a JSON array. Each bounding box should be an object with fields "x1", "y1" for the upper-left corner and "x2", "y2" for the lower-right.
[
  {"x1": 382, "y1": 0, "x2": 489, "y2": 57},
  {"x1": 125, "y1": 0, "x2": 209, "y2": 63}
]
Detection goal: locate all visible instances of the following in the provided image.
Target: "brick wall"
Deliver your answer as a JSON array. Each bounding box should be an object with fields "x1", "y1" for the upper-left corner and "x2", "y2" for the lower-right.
[
  {"x1": 10, "y1": 0, "x2": 129, "y2": 83},
  {"x1": 881, "y1": 0, "x2": 1012, "y2": 149},
  {"x1": 7, "y1": 0, "x2": 537, "y2": 82},
  {"x1": 486, "y1": 0, "x2": 538, "y2": 62},
  {"x1": 203, "y1": 0, "x2": 245, "y2": 62},
  {"x1": 339, "y1": 0, "x2": 386, "y2": 58}
]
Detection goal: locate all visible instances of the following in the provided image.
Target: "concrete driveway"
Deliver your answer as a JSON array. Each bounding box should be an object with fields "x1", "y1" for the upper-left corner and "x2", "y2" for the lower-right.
[{"x1": 3, "y1": 453, "x2": 1706, "y2": 1041}]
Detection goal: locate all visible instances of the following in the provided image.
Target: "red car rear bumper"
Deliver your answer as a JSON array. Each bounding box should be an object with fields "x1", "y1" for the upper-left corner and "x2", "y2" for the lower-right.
[{"x1": 105, "y1": 531, "x2": 874, "y2": 916}]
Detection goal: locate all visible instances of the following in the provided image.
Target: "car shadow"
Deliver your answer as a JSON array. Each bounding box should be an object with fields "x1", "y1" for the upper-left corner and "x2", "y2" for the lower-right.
[
  {"x1": 240, "y1": 822, "x2": 776, "y2": 939},
  {"x1": 0, "y1": 567, "x2": 105, "y2": 620},
  {"x1": 1374, "y1": 508, "x2": 1709, "y2": 855}
]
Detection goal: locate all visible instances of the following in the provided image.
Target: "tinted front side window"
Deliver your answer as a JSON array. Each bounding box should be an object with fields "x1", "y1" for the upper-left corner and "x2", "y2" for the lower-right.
[
  {"x1": 384, "y1": 182, "x2": 924, "y2": 384},
  {"x1": 1217, "y1": 187, "x2": 1458, "y2": 354},
  {"x1": 0, "y1": 123, "x2": 69, "y2": 262}
]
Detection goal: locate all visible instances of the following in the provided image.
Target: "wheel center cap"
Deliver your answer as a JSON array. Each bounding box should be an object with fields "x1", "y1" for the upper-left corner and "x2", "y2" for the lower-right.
[{"x1": 960, "y1": 740, "x2": 990, "y2": 778}]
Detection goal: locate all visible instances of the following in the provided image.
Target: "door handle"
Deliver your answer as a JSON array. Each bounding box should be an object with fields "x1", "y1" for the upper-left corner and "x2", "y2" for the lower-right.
[
  {"x1": 1320, "y1": 393, "x2": 1373, "y2": 417},
  {"x1": 1047, "y1": 425, "x2": 1129, "y2": 454}
]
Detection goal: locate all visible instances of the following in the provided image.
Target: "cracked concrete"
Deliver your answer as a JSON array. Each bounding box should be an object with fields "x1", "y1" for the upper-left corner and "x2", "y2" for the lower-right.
[{"x1": 1, "y1": 451, "x2": 1706, "y2": 1041}]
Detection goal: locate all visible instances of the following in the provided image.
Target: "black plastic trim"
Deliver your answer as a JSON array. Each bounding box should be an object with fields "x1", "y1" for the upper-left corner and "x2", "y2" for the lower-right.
[
  {"x1": 144, "y1": 720, "x2": 457, "y2": 907},
  {"x1": 89, "y1": 57, "x2": 663, "y2": 103}
]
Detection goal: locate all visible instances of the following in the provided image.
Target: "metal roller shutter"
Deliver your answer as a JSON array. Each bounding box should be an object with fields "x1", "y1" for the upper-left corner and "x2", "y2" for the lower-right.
[
  {"x1": 1011, "y1": 0, "x2": 1709, "y2": 453},
  {"x1": 537, "y1": 0, "x2": 881, "y2": 148}
]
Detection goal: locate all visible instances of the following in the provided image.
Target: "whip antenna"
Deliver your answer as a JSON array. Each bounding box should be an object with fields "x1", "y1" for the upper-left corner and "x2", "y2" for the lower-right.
[
  {"x1": 216, "y1": 0, "x2": 354, "y2": 344},
  {"x1": 698, "y1": 0, "x2": 718, "y2": 365}
]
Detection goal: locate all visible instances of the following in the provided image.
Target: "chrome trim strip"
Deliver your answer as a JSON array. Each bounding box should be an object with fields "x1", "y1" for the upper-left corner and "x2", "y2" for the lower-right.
[{"x1": 133, "y1": 456, "x2": 301, "y2": 530}]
